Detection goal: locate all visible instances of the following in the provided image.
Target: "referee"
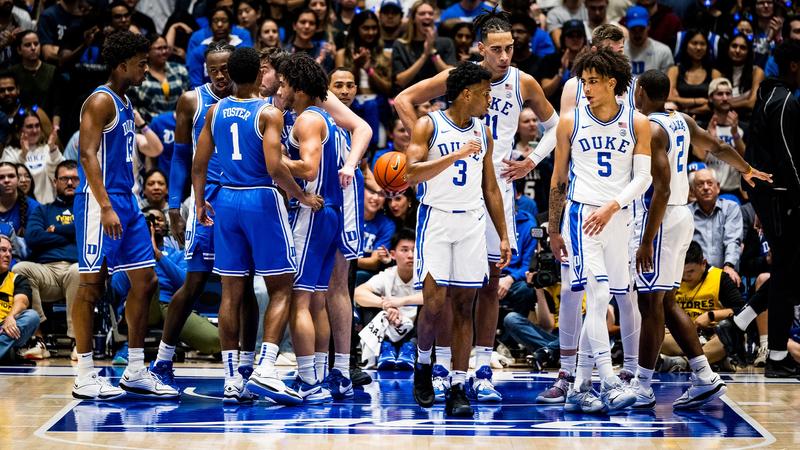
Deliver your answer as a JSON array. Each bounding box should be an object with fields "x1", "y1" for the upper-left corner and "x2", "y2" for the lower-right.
[{"x1": 745, "y1": 40, "x2": 800, "y2": 378}]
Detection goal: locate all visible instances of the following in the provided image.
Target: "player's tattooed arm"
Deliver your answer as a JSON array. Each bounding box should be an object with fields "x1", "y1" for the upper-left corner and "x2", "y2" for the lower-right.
[{"x1": 547, "y1": 114, "x2": 574, "y2": 262}]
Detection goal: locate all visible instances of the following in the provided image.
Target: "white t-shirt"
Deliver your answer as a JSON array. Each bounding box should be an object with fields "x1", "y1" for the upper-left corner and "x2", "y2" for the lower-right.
[
  {"x1": 2, "y1": 144, "x2": 63, "y2": 204},
  {"x1": 365, "y1": 266, "x2": 418, "y2": 321},
  {"x1": 625, "y1": 38, "x2": 675, "y2": 76},
  {"x1": 705, "y1": 124, "x2": 744, "y2": 192},
  {"x1": 546, "y1": 5, "x2": 589, "y2": 32}
]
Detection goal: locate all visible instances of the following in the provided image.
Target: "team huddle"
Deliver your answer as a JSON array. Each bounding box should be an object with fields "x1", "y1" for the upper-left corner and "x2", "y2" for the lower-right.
[{"x1": 69, "y1": 11, "x2": 772, "y2": 417}]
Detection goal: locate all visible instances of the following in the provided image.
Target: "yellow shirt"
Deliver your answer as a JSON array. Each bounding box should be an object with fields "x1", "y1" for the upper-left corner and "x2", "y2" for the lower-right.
[
  {"x1": 676, "y1": 267, "x2": 723, "y2": 320},
  {"x1": 0, "y1": 271, "x2": 17, "y2": 323},
  {"x1": 543, "y1": 283, "x2": 586, "y2": 329}
]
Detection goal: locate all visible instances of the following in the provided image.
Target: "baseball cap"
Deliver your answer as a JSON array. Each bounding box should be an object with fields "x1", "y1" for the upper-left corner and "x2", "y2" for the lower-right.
[
  {"x1": 380, "y1": 0, "x2": 403, "y2": 13},
  {"x1": 708, "y1": 77, "x2": 733, "y2": 96},
  {"x1": 626, "y1": 6, "x2": 650, "y2": 29},
  {"x1": 562, "y1": 19, "x2": 586, "y2": 36}
]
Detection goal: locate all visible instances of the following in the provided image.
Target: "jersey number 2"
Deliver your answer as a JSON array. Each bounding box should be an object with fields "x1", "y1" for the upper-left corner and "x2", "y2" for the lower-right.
[
  {"x1": 453, "y1": 160, "x2": 467, "y2": 186},
  {"x1": 229, "y1": 123, "x2": 242, "y2": 160},
  {"x1": 675, "y1": 135, "x2": 685, "y2": 173},
  {"x1": 597, "y1": 152, "x2": 612, "y2": 177}
]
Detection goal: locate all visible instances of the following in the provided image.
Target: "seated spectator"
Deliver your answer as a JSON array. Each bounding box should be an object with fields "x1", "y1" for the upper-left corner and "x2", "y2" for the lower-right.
[
  {"x1": 624, "y1": 0, "x2": 680, "y2": 51},
  {"x1": 667, "y1": 29, "x2": 721, "y2": 119},
  {"x1": 235, "y1": 0, "x2": 262, "y2": 45},
  {"x1": 0, "y1": 0, "x2": 32, "y2": 65},
  {"x1": 129, "y1": 35, "x2": 190, "y2": 123},
  {"x1": 255, "y1": 18, "x2": 282, "y2": 51},
  {"x1": 284, "y1": 8, "x2": 334, "y2": 73},
  {"x1": 16, "y1": 165, "x2": 34, "y2": 201},
  {"x1": 701, "y1": 78, "x2": 746, "y2": 200},
  {"x1": 138, "y1": 169, "x2": 178, "y2": 250},
  {"x1": 510, "y1": 14, "x2": 540, "y2": 76},
  {"x1": 498, "y1": 209, "x2": 538, "y2": 316},
  {"x1": 187, "y1": 7, "x2": 249, "y2": 87},
  {"x1": 752, "y1": 0, "x2": 782, "y2": 68},
  {"x1": 536, "y1": 20, "x2": 588, "y2": 110},
  {"x1": 378, "y1": 0, "x2": 404, "y2": 51},
  {"x1": 452, "y1": 22, "x2": 478, "y2": 63},
  {"x1": 12, "y1": 160, "x2": 79, "y2": 360},
  {"x1": 35, "y1": 0, "x2": 86, "y2": 64},
  {"x1": 623, "y1": 6, "x2": 674, "y2": 76},
  {"x1": 386, "y1": 187, "x2": 417, "y2": 230},
  {"x1": 111, "y1": 207, "x2": 220, "y2": 357},
  {"x1": 0, "y1": 234, "x2": 36, "y2": 364},
  {"x1": 512, "y1": 106, "x2": 550, "y2": 212},
  {"x1": 719, "y1": 34, "x2": 764, "y2": 118},
  {"x1": 333, "y1": 0, "x2": 358, "y2": 44},
  {"x1": 108, "y1": 1, "x2": 140, "y2": 35},
  {"x1": 125, "y1": 0, "x2": 158, "y2": 37},
  {"x1": 186, "y1": 0, "x2": 252, "y2": 59},
  {"x1": 357, "y1": 187, "x2": 396, "y2": 285},
  {"x1": 439, "y1": 0, "x2": 493, "y2": 30},
  {"x1": 0, "y1": 161, "x2": 39, "y2": 255},
  {"x1": 0, "y1": 73, "x2": 55, "y2": 149},
  {"x1": 502, "y1": 286, "x2": 560, "y2": 363},
  {"x1": 9, "y1": 31, "x2": 57, "y2": 116},
  {"x1": 392, "y1": 1, "x2": 457, "y2": 91},
  {"x1": 354, "y1": 228, "x2": 421, "y2": 370},
  {"x1": 547, "y1": 0, "x2": 589, "y2": 49},
  {"x1": 662, "y1": 241, "x2": 745, "y2": 369},
  {"x1": 2, "y1": 110, "x2": 63, "y2": 204},
  {"x1": 372, "y1": 116, "x2": 410, "y2": 166},
  {"x1": 689, "y1": 168, "x2": 743, "y2": 286},
  {"x1": 308, "y1": 0, "x2": 335, "y2": 44},
  {"x1": 765, "y1": 15, "x2": 800, "y2": 77}
]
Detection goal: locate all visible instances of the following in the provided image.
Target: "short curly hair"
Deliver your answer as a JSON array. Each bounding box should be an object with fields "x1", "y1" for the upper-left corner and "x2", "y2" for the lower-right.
[
  {"x1": 573, "y1": 47, "x2": 632, "y2": 97},
  {"x1": 102, "y1": 31, "x2": 150, "y2": 70},
  {"x1": 445, "y1": 61, "x2": 492, "y2": 102},
  {"x1": 259, "y1": 47, "x2": 289, "y2": 70},
  {"x1": 228, "y1": 47, "x2": 261, "y2": 84},
  {"x1": 277, "y1": 53, "x2": 328, "y2": 102}
]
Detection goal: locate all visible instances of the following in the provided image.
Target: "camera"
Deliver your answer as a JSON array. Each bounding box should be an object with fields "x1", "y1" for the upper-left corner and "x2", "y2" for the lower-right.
[{"x1": 527, "y1": 226, "x2": 561, "y2": 289}]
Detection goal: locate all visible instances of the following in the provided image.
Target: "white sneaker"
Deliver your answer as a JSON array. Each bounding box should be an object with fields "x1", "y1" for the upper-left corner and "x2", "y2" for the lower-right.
[
  {"x1": 223, "y1": 376, "x2": 256, "y2": 404},
  {"x1": 754, "y1": 346, "x2": 768, "y2": 367},
  {"x1": 72, "y1": 372, "x2": 125, "y2": 400},
  {"x1": 246, "y1": 367, "x2": 303, "y2": 405},
  {"x1": 119, "y1": 367, "x2": 180, "y2": 399},
  {"x1": 630, "y1": 379, "x2": 656, "y2": 409},
  {"x1": 673, "y1": 373, "x2": 727, "y2": 409},
  {"x1": 23, "y1": 340, "x2": 51, "y2": 360},
  {"x1": 565, "y1": 380, "x2": 604, "y2": 413},
  {"x1": 600, "y1": 375, "x2": 636, "y2": 412}
]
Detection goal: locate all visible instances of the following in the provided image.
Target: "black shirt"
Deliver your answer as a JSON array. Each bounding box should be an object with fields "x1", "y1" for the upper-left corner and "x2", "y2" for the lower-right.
[
  {"x1": 392, "y1": 37, "x2": 457, "y2": 92},
  {"x1": 36, "y1": 3, "x2": 85, "y2": 48}
]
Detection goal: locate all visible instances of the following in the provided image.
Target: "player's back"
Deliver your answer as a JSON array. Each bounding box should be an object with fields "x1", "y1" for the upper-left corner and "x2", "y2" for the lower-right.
[
  {"x1": 287, "y1": 106, "x2": 343, "y2": 207},
  {"x1": 77, "y1": 85, "x2": 136, "y2": 195},
  {"x1": 568, "y1": 101, "x2": 637, "y2": 206},
  {"x1": 193, "y1": 83, "x2": 223, "y2": 183},
  {"x1": 211, "y1": 96, "x2": 273, "y2": 187},
  {"x1": 417, "y1": 110, "x2": 487, "y2": 212},
  {"x1": 648, "y1": 111, "x2": 691, "y2": 206},
  {"x1": 486, "y1": 66, "x2": 523, "y2": 171}
]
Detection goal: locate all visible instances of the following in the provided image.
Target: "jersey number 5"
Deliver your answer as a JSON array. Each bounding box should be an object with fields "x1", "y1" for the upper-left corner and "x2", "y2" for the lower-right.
[
  {"x1": 453, "y1": 160, "x2": 467, "y2": 186},
  {"x1": 597, "y1": 152, "x2": 612, "y2": 177}
]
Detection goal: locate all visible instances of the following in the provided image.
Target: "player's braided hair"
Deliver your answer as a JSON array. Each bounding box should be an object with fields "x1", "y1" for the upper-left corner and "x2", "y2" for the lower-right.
[
  {"x1": 0, "y1": 162, "x2": 28, "y2": 237},
  {"x1": 204, "y1": 40, "x2": 235, "y2": 59},
  {"x1": 572, "y1": 47, "x2": 632, "y2": 97},
  {"x1": 445, "y1": 61, "x2": 492, "y2": 102},
  {"x1": 473, "y1": 6, "x2": 511, "y2": 42},
  {"x1": 277, "y1": 53, "x2": 329, "y2": 101},
  {"x1": 102, "y1": 31, "x2": 150, "y2": 70}
]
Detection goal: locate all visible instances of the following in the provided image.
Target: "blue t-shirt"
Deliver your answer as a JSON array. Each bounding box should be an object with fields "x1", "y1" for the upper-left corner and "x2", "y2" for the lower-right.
[
  {"x1": 150, "y1": 112, "x2": 176, "y2": 177},
  {"x1": 363, "y1": 212, "x2": 395, "y2": 255},
  {"x1": 531, "y1": 28, "x2": 556, "y2": 58},
  {"x1": 0, "y1": 196, "x2": 40, "y2": 234},
  {"x1": 501, "y1": 209, "x2": 538, "y2": 282},
  {"x1": 439, "y1": 2, "x2": 492, "y2": 22}
]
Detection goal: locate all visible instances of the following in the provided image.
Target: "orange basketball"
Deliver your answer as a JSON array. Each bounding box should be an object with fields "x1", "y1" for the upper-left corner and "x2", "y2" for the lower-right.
[{"x1": 373, "y1": 151, "x2": 409, "y2": 192}]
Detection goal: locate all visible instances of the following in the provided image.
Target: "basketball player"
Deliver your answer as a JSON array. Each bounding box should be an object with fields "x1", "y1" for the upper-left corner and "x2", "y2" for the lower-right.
[
  {"x1": 549, "y1": 48, "x2": 652, "y2": 413},
  {"x1": 394, "y1": 9, "x2": 557, "y2": 402},
  {"x1": 276, "y1": 53, "x2": 344, "y2": 403},
  {"x1": 406, "y1": 62, "x2": 511, "y2": 417},
  {"x1": 192, "y1": 47, "x2": 324, "y2": 403},
  {"x1": 155, "y1": 43, "x2": 260, "y2": 392},
  {"x1": 632, "y1": 70, "x2": 771, "y2": 409},
  {"x1": 71, "y1": 31, "x2": 176, "y2": 400}
]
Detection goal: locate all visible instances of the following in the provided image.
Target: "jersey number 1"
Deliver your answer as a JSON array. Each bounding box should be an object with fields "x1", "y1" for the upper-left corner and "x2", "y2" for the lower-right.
[
  {"x1": 230, "y1": 123, "x2": 242, "y2": 160},
  {"x1": 484, "y1": 114, "x2": 498, "y2": 140}
]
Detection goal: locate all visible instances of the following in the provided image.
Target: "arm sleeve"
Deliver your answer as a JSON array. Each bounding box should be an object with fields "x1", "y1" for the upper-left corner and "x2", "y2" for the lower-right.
[
  {"x1": 169, "y1": 142, "x2": 192, "y2": 209},
  {"x1": 718, "y1": 271, "x2": 745, "y2": 313},
  {"x1": 530, "y1": 111, "x2": 559, "y2": 165},
  {"x1": 723, "y1": 202, "x2": 743, "y2": 267},
  {"x1": 613, "y1": 154, "x2": 653, "y2": 208}
]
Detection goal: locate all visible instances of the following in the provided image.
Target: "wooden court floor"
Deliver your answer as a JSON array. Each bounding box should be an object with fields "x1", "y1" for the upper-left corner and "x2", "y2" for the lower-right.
[{"x1": 0, "y1": 359, "x2": 797, "y2": 450}]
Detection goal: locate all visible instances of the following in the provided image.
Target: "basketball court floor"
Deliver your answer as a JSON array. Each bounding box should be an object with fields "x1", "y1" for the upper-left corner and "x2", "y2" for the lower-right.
[{"x1": 1, "y1": 361, "x2": 797, "y2": 449}]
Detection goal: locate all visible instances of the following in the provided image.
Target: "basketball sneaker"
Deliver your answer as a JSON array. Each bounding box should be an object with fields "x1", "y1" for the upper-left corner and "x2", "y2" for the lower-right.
[
  {"x1": 246, "y1": 367, "x2": 303, "y2": 405},
  {"x1": 565, "y1": 379, "x2": 604, "y2": 413},
  {"x1": 111, "y1": 342, "x2": 128, "y2": 366},
  {"x1": 535, "y1": 370, "x2": 571, "y2": 403},
  {"x1": 432, "y1": 364, "x2": 450, "y2": 403},
  {"x1": 445, "y1": 383, "x2": 474, "y2": 417},
  {"x1": 291, "y1": 377, "x2": 329, "y2": 404},
  {"x1": 413, "y1": 362, "x2": 435, "y2": 407},
  {"x1": 119, "y1": 367, "x2": 180, "y2": 399},
  {"x1": 72, "y1": 372, "x2": 125, "y2": 401},
  {"x1": 324, "y1": 368, "x2": 354, "y2": 400},
  {"x1": 470, "y1": 365, "x2": 502, "y2": 402},
  {"x1": 672, "y1": 373, "x2": 727, "y2": 409},
  {"x1": 630, "y1": 379, "x2": 656, "y2": 409},
  {"x1": 600, "y1": 375, "x2": 637, "y2": 412},
  {"x1": 395, "y1": 342, "x2": 416, "y2": 371},
  {"x1": 377, "y1": 341, "x2": 397, "y2": 370},
  {"x1": 223, "y1": 376, "x2": 256, "y2": 404},
  {"x1": 149, "y1": 360, "x2": 179, "y2": 393},
  {"x1": 22, "y1": 338, "x2": 50, "y2": 360}
]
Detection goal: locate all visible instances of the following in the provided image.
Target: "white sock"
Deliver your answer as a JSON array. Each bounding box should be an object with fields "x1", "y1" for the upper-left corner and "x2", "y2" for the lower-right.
[
  {"x1": 297, "y1": 355, "x2": 316, "y2": 384},
  {"x1": 156, "y1": 341, "x2": 175, "y2": 364},
  {"x1": 636, "y1": 365, "x2": 654, "y2": 390},
  {"x1": 258, "y1": 342, "x2": 279, "y2": 370},
  {"x1": 127, "y1": 347, "x2": 145, "y2": 372},
  {"x1": 759, "y1": 335, "x2": 768, "y2": 348},
  {"x1": 475, "y1": 346, "x2": 492, "y2": 369},
  {"x1": 585, "y1": 275, "x2": 614, "y2": 380},
  {"x1": 417, "y1": 346, "x2": 432, "y2": 365},
  {"x1": 769, "y1": 350, "x2": 788, "y2": 361},
  {"x1": 222, "y1": 350, "x2": 239, "y2": 379},
  {"x1": 240, "y1": 351, "x2": 255, "y2": 369},
  {"x1": 560, "y1": 351, "x2": 577, "y2": 376},
  {"x1": 688, "y1": 355, "x2": 713, "y2": 379},
  {"x1": 435, "y1": 346, "x2": 452, "y2": 371},
  {"x1": 734, "y1": 306, "x2": 757, "y2": 331},
  {"x1": 314, "y1": 352, "x2": 328, "y2": 382},
  {"x1": 77, "y1": 351, "x2": 94, "y2": 378},
  {"x1": 451, "y1": 370, "x2": 467, "y2": 386},
  {"x1": 574, "y1": 350, "x2": 594, "y2": 388},
  {"x1": 334, "y1": 353, "x2": 350, "y2": 378},
  {"x1": 617, "y1": 291, "x2": 640, "y2": 375}
]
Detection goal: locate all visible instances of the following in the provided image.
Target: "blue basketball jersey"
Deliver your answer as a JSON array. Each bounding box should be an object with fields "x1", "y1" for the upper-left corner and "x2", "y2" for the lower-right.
[
  {"x1": 77, "y1": 85, "x2": 137, "y2": 195},
  {"x1": 264, "y1": 96, "x2": 295, "y2": 148},
  {"x1": 287, "y1": 106, "x2": 343, "y2": 207},
  {"x1": 211, "y1": 97, "x2": 274, "y2": 187},
  {"x1": 193, "y1": 83, "x2": 223, "y2": 184}
]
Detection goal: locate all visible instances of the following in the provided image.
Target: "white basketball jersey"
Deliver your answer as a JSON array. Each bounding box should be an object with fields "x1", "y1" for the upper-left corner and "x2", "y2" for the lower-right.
[
  {"x1": 416, "y1": 110, "x2": 487, "y2": 211},
  {"x1": 485, "y1": 66, "x2": 523, "y2": 175},
  {"x1": 568, "y1": 101, "x2": 638, "y2": 207},
  {"x1": 576, "y1": 76, "x2": 637, "y2": 110},
  {"x1": 648, "y1": 111, "x2": 691, "y2": 206}
]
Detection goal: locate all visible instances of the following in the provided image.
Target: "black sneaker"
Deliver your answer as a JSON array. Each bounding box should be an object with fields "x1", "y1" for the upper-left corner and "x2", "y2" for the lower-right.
[
  {"x1": 413, "y1": 362, "x2": 435, "y2": 407},
  {"x1": 764, "y1": 355, "x2": 799, "y2": 378},
  {"x1": 445, "y1": 383, "x2": 474, "y2": 417},
  {"x1": 350, "y1": 365, "x2": 372, "y2": 387},
  {"x1": 715, "y1": 319, "x2": 746, "y2": 365}
]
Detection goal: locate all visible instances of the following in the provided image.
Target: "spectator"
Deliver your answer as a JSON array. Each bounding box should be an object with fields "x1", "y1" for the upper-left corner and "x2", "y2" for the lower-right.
[
  {"x1": 719, "y1": 34, "x2": 765, "y2": 117},
  {"x1": 378, "y1": 0, "x2": 404, "y2": 51},
  {"x1": 0, "y1": 235, "x2": 36, "y2": 363},
  {"x1": 764, "y1": 15, "x2": 800, "y2": 77},
  {"x1": 235, "y1": 0, "x2": 262, "y2": 45},
  {"x1": 586, "y1": 0, "x2": 619, "y2": 35},
  {"x1": 536, "y1": 20, "x2": 588, "y2": 110},
  {"x1": 255, "y1": 18, "x2": 281, "y2": 51},
  {"x1": 2, "y1": 110, "x2": 63, "y2": 204},
  {"x1": 149, "y1": 111, "x2": 176, "y2": 177},
  {"x1": 703, "y1": 78, "x2": 746, "y2": 199},
  {"x1": 0, "y1": 74, "x2": 56, "y2": 150},
  {"x1": 357, "y1": 187, "x2": 396, "y2": 285},
  {"x1": 452, "y1": 22, "x2": 478, "y2": 63},
  {"x1": 333, "y1": 0, "x2": 359, "y2": 44},
  {"x1": 109, "y1": 1, "x2": 139, "y2": 35},
  {"x1": 308, "y1": 0, "x2": 335, "y2": 43},
  {"x1": 392, "y1": 1, "x2": 457, "y2": 91},
  {"x1": 9, "y1": 31, "x2": 57, "y2": 116},
  {"x1": 663, "y1": 241, "x2": 744, "y2": 368},
  {"x1": 372, "y1": 115, "x2": 410, "y2": 165},
  {"x1": 36, "y1": 0, "x2": 86, "y2": 65},
  {"x1": 186, "y1": 1, "x2": 252, "y2": 58},
  {"x1": 547, "y1": 0, "x2": 589, "y2": 49},
  {"x1": 511, "y1": 106, "x2": 549, "y2": 213},
  {"x1": 284, "y1": 8, "x2": 335, "y2": 73},
  {"x1": 498, "y1": 208, "x2": 538, "y2": 315},
  {"x1": 129, "y1": 35, "x2": 190, "y2": 123},
  {"x1": 354, "y1": 228, "x2": 422, "y2": 370},
  {"x1": 626, "y1": 0, "x2": 681, "y2": 51},
  {"x1": 510, "y1": 14, "x2": 540, "y2": 76},
  {"x1": 11, "y1": 160, "x2": 79, "y2": 360},
  {"x1": 139, "y1": 169, "x2": 169, "y2": 214},
  {"x1": 386, "y1": 187, "x2": 416, "y2": 230},
  {"x1": 624, "y1": 6, "x2": 674, "y2": 75},
  {"x1": 335, "y1": 10, "x2": 393, "y2": 99},
  {"x1": 752, "y1": 0, "x2": 783, "y2": 68},
  {"x1": 689, "y1": 168, "x2": 743, "y2": 286},
  {"x1": 667, "y1": 29, "x2": 722, "y2": 118},
  {"x1": 439, "y1": 0, "x2": 493, "y2": 29},
  {"x1": 124, "y1": 0, "x2": 157, "y2": 37},
  {"x1": 16, "y1": 165, "x2": 33, "y2": 201},
  {"x1": 187, "y1": 7, "x2": 249, "y2": 87}
]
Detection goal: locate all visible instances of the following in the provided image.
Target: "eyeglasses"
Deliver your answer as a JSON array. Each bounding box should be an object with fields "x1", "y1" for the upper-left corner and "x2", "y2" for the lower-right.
[{"x1": 57, "y1": 176, "x2": 80, "y2": 183}]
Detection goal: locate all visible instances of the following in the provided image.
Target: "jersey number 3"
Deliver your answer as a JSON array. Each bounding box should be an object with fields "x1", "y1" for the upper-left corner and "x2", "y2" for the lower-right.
[{"x1": 453, "y1": 160, "x2": 467, "y2": 186}]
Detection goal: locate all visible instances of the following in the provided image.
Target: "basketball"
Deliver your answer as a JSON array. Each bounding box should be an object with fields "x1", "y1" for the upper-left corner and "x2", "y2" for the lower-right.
[{"x1": 373, "y1": 151, "x2": 409, "y2": 192}]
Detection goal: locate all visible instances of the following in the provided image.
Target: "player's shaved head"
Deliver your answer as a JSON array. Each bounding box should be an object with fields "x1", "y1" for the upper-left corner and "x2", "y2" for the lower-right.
[{"x1": 637, "y1": 69, "x2": 670, "y2": 102}]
